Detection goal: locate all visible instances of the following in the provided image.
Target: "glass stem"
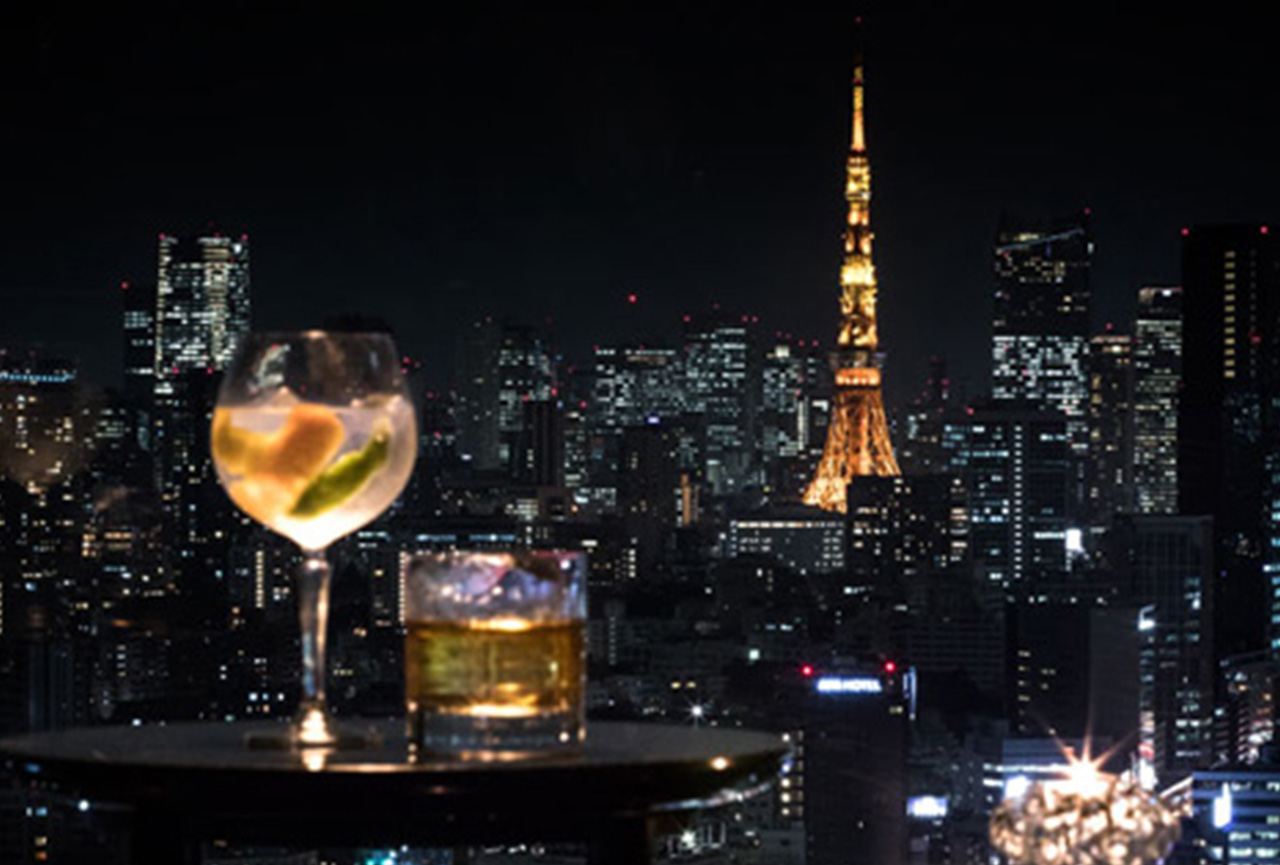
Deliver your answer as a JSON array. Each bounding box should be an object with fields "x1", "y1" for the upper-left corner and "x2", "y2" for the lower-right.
[{"x1": 296, "y1": 548, "x2": 334, "y2": 745}]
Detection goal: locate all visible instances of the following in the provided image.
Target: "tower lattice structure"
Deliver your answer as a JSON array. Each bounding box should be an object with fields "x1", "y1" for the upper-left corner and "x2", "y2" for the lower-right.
[{"x1": 803, "y1": 50, "x2": 899, "y2": 513}]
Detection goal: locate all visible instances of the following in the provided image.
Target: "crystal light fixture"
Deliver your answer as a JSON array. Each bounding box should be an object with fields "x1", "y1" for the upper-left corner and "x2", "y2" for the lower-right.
[{"x1": 990, "y1": 754, "x2": 1185, "y2": 865}]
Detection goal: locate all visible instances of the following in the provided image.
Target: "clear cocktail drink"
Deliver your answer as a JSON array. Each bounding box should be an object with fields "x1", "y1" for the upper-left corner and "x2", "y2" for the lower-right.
[{"x1": 213, "y1": 393, "x2": 417, "y2": 551}]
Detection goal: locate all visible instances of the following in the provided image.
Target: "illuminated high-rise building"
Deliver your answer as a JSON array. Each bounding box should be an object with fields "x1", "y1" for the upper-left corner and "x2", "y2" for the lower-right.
[
  {"x1": 591, "y1": 345, "x2": 685, "y2": 430},
  {"x1": 150, "y1": 233, "x2": 251, "y2": 601},
  {"x1": 941, "y1": 402, "x2": 1072, "y2": 586},
  {"x1": 804, "y1": 42, "x2": 900, "y2": 513},
  {"x1": 495, "y1": 323, "x2": 555, "y2": 469},
  {"x1": 1132, "y1": 287, "x2": 1181, "y2": 515},
  {"x1": 1218, "y1": 652, "x2": 1280, "y2": 766},
  {"x1": 153, "y1": 233, "x2": 250, "y2": 394},
  {"x1": 760, "y1": 340, "x2": 811, "y2": 497},
  {"x1": 991, "y1": 212, "x2": 1092, "y2": 423},
  {"x1": 0, "y1": 351, "x2": 80, "y2": 495},
  {"x1": 1178, "y1": 225, "x2": 1280, "y2": 657},
  {"x1": 454, "y1": 319, "x2": 555, "y2": 474},
  {"x1": 683, "y1": 311, "x2": 759, "y2": 496},
  {"x1": 151, "y1": 233, "x2": 250, "y2": 480},
  {"x1": 896, "y1": 356, "x2": 952, "y2": 475},
  {"x1": 0, "y1": 351, "x2": 83, "y2": 642}
]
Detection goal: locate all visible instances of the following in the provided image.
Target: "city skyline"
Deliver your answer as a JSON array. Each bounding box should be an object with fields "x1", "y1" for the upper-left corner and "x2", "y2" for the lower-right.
[
  {"x1": 5, "y1": 11, "x2": 1280, "y2": 855},
  {"x1": 3, "y1": 9, "x2": 1277, "y2": 402}
]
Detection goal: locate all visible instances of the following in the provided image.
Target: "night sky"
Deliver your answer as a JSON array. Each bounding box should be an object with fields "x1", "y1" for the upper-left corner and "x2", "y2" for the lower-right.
[{"x1": 3, "y1": 8, "x2": 1277, "y2": 405}]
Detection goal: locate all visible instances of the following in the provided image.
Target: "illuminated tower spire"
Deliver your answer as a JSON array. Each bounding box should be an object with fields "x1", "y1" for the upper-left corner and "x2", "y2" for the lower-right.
[{"x1": 804, "y1": 33, "x2": 899, "y2": 513}]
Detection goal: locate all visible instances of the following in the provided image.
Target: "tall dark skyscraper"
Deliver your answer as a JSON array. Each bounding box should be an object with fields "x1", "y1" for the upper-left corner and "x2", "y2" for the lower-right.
[
  {"x1": 1110, "y1": 515, "x2": 1215, "y2": 786},
  {"x1": 1133, "y1": 287, "x2": 1182, "y2": 515},
  {"x1": 121, "y1": 280, "x2": 157, "y2": 409},
  {"x1": 896, "y1": 355, "x2": 951, "y2": 476},
  {"x1": 1086, "y1": 331, "x2": 1134, "y2": 529},
  {"x1": 787, "y1": 663, "x2": 909, "y2": 865},
  {"x1": 454, "y1": 319, "x2": 555, "y2": 474},
  {"x1": 991, "y1": 212, "x2": 1092, "y2": 448},
  {"x1": 1178, "y1": 225, "x2": 1280, "y2": 657}
]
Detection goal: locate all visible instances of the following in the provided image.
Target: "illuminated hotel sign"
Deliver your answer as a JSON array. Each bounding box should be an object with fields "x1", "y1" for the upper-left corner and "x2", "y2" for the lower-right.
[
  {"x1": 815, "y1": 676, "x2": 883, "y2": 694},
  {"x1": 907, "y1": 796, "x2": 949, "y2": 819}
]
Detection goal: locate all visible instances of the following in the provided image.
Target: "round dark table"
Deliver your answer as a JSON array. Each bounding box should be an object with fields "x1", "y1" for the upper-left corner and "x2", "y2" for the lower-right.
[{"x1": 0, "y1": 720, "x2": 788, "y2": 864}]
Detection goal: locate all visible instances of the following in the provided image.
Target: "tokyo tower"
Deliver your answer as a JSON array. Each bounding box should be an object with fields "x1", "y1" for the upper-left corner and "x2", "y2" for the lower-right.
[{"x1": 803, "y1": 42, "x2": 899, "y2": 513}]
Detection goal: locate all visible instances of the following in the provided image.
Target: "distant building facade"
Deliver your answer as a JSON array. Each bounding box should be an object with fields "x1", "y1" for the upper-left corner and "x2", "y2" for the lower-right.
[
  {"x1": 991, "y1": 212, "x2": 1092, "y2": 432},
  {"x1": 942, "y1": 402, "x2": 1072, "y2": 586},
  {"x1": 1132, "y1": 286, "x2": 1182, "y2": 515},
  {"x1": 1178, "y1": 225, "x2": 1280, "y2": 658}
]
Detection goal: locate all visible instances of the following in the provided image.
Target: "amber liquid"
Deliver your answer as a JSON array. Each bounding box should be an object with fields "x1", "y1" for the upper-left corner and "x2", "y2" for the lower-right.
[{"x1": 405, "y1": 619, "x2": 584, "y2": 755}]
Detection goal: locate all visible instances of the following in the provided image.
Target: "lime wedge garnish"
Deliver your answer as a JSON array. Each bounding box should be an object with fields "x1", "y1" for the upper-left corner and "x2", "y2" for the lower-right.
[{"x1": 289, "y1": 427, "x2": 391, "y2": 518}]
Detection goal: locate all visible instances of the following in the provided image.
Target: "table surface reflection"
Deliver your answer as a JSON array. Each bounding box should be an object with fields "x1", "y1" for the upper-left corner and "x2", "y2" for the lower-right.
[{"x1": 0, "y1": 720, "x2": 789, "y2": 862}]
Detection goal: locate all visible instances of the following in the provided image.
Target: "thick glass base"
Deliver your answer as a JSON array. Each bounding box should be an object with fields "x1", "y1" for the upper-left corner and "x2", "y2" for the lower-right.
[
  {"x1": 408, "y1": 708, "x2": 583, "y2": 761},
  {"x1": 243, "y1": 707, "x2": 379, "y2": 752}
]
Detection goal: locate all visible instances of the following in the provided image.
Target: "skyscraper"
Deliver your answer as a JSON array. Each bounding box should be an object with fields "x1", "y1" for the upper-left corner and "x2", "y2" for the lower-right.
[
  {"x1": 1178, "y1": 225, "x2": 1280, "y2": 657},
  {"x1": 121, "y1": 280, "x2": 157, "y2": 409},
  {"x1": 792, "y1": 662, "x2": 910, "y2": 865},
  {"x1": 1132, "y1": 287, "x2": 1182, "y2": 515},
  {"x1": 150, "y1": 233, "x2": 251, "y2": 599},
  {"x1": 941, "y1": 402, "x2": 1072, "y2": 586},
  {"x1": 896, "y1": 356, "x2": 952, "y2": 476},
  {"x1": 495, "y1": 323, "x2": 555, "y2": 470},
  {"x1": 1086, "y1": 331, "x2": 1134, "y2": 529},
  {"x1": 0, "y1": 351, "x2": 83, "y2": 645},
  {"x1": 991, "y1": 212, "x2": 1092, "y2": 422},
  {"x1": 761, "y1": 339, "x2": 817, "y2": 498},
  {"x1": 683, "y1": 311, "x2": 759, "y2": 496},
  {"x1": 591, "y1": 345, "x2": 685, "y2": 430},
  {"x1": 153, "y1": 233, "x2": 250, "y2": 394},
  {"x1": 0, "y1": 351, "x2": 80, "y2": 495},
  {"x1": 1111, "y1": 515, "x2": 1215, "y2": 785},
  {"x1": 152, "y1": 233, "x2": 250, "y2": 469},
  {"x1": 454, "y1": 319, "x2": 555, "y2": 474}
]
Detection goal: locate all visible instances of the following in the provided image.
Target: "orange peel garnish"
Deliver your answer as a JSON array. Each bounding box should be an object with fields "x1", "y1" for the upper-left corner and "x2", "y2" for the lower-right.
[{"x1": 213, "y1": 403, "x2": 346, "y2": 522}]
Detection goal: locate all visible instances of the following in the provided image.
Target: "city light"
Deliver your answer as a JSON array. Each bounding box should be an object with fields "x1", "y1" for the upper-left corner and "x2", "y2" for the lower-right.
[
  {"x1": 2, "y1": 18, "x2": 1270, "y2": 864},
  {"x1": 907, "y1": 795, "x2": 948, "y2": 819},
  {"x1": 815, "y1": 676, "x2": 883, "y2": 694},
  {"x1": 1213, "y1": 782, "x2": 1232, "y2": 829}
]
